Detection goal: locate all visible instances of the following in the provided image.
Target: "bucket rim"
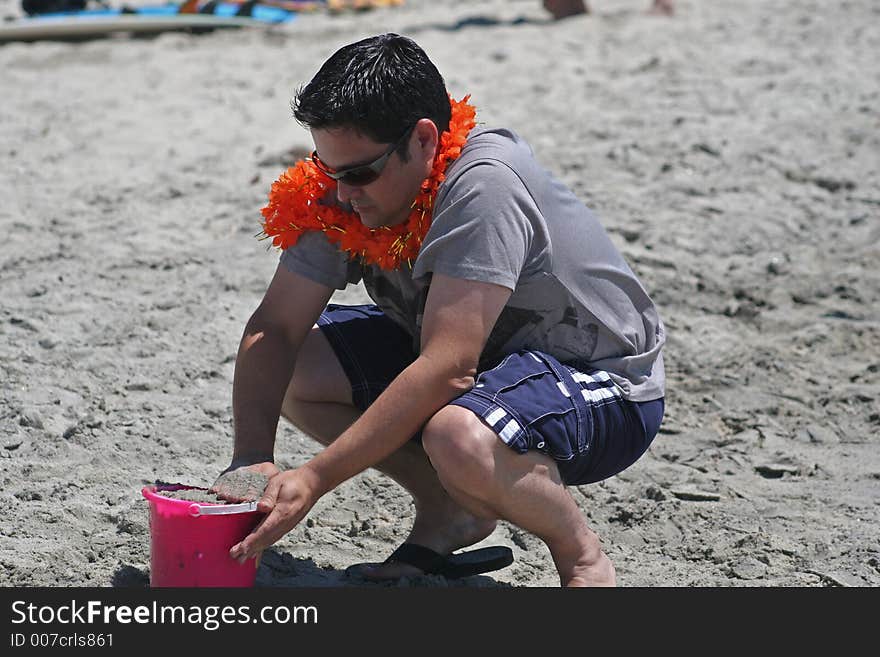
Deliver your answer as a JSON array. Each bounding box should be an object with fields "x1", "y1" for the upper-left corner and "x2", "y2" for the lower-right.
[{"x1": 142, "y1": 484, "x2": 260, "y2": 517}]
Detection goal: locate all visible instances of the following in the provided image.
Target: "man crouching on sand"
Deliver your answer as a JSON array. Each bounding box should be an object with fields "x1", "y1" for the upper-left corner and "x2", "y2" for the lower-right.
[{"x1": 211, "y1": 33, "x2": 666, "y2": 587}]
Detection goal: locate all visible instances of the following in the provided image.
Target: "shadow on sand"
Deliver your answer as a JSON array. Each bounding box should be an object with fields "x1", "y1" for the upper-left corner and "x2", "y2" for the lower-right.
[{"x1": 112, "y1": 549, "x2": 514, "y2": 588}]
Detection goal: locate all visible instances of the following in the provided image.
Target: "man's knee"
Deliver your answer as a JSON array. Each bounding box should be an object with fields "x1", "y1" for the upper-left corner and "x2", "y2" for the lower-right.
[{"x1": 422, "y1": 405, "x2": 496, "y2": 486}]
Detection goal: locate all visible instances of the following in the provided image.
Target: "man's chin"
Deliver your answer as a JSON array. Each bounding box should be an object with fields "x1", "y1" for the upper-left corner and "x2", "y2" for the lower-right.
[
  {"x1": 355, "y1": 208, "x2": 408, "y2": 229},
  {"x1": 356, "y1": 211, "x2": 381, "y2": 228}
]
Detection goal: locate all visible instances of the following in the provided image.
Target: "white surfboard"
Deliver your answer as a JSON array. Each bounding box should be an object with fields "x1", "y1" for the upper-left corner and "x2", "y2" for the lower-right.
[{"x1": 0, "y1": 13, "x2": 274, "y2": 43}]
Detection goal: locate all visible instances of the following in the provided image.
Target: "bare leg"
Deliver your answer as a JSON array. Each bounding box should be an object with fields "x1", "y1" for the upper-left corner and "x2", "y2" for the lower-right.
[
  {"x1": 422, "y1": 405, "x2": 616, "y2": 587},
  {"x1": 281, "y1": 327, "x2": 495, "y2": 578},
  {"x1": 543, "y1": 0, "x2": 588, "y2": 20}
]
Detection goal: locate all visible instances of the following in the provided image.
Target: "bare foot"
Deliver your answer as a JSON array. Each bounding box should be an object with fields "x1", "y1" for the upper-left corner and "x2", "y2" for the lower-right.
[
  {"x1": 543, "y1": 0, "x2": 589, "y2": 20},
  {"x1": 564, "y1": 550, "x2": 617, "y2": 587}
]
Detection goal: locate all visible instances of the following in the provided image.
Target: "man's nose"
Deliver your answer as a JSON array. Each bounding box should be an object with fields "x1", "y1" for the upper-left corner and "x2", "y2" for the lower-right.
[{"x1": 336, "y1": 181, "x2": 356, "y2": 205}]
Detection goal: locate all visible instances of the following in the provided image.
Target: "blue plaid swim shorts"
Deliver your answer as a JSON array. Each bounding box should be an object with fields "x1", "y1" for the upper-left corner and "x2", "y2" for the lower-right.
[{"x1": 317, "y1": 303, "x2": 663, "y2": 486}]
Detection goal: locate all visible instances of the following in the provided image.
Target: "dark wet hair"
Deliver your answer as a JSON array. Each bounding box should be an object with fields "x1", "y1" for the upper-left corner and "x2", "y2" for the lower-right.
[{"x1": 291, "y1": 33, "x2": 451, "y2": 159}]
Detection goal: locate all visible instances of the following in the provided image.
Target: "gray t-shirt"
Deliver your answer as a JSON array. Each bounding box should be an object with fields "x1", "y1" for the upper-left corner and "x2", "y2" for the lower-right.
[{"x1": 280, "y1": 127, "x2": 665, "y2": 401}]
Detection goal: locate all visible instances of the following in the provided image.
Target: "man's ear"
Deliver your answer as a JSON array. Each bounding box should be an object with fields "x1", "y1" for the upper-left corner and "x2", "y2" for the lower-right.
[{"x1": 413, "y1": 118, "x2": 439, "y2": 167}]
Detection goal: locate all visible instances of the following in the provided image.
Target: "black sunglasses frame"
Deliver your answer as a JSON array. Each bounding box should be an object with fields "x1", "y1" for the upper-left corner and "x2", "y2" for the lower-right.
[{"x1": 310, "y1": 126, "x2": 415, "y2": 187}]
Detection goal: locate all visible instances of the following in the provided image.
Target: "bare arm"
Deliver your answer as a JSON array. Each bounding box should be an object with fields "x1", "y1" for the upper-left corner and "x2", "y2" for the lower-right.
[
  {"x1": 230, "y1": 273, "x2": 512, "y2": 560},
  {"x1": 302, "y1": 274, "x2": 511, "y2": 492},
  {"x1": 212, "y1": 263, "x2": 333, "y2": 498}
]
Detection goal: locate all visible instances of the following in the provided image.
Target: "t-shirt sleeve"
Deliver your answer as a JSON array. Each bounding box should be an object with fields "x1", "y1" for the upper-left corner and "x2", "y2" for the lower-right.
[
  {"x1": 279, "y1": 230, "x2": 362, "y2": 290},
  {"x1": 412, "y1": 160, "x2": 535, "y2": 291}
]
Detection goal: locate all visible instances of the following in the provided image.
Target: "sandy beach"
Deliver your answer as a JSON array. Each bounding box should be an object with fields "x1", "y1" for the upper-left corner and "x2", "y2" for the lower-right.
[{"x1": 1, "y1": 0, "x2": 878, "y2": 588}]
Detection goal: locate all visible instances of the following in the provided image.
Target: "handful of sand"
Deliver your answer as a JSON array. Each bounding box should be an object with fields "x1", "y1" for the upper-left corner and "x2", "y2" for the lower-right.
[
  {"x1": 156, "y1": 469, "x2": 270, "y2": 504},
  {"x1": 210, "y1": 468, "x2": 271, "y2": 503}
]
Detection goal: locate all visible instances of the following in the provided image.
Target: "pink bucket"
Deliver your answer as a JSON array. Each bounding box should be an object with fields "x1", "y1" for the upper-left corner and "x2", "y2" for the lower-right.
[{"x1": 142, "y1": 484, "x2": 264, "y2": 588}]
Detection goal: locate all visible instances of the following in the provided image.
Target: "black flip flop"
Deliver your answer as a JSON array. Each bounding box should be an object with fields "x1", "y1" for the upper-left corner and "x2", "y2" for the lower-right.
[
  {"x1": 348, "y1": 543, "x2": 514, "y2": 580},
  {"x1": 433, "y1": 545, "x2": 515, "y2": 579}
]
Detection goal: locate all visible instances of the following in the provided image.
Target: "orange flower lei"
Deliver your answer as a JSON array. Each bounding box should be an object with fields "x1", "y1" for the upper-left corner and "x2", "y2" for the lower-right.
[{"x1": 259, "y1": 95, "x2": 477, "y2": 270}]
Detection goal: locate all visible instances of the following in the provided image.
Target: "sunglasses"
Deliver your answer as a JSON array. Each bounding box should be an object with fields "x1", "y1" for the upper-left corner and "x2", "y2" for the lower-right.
[{"x1": 310, "y1": 126, "x2": 414, "y2": 187}]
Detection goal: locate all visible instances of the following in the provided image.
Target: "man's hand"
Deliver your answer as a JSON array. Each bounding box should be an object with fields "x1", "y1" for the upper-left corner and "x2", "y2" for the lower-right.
[
  {"x1": 210, "y1": 461, "x2": 280, "y2": 502},
  {"x1": 229, "y1": 467, "x2": 322, "y2": 564}
]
